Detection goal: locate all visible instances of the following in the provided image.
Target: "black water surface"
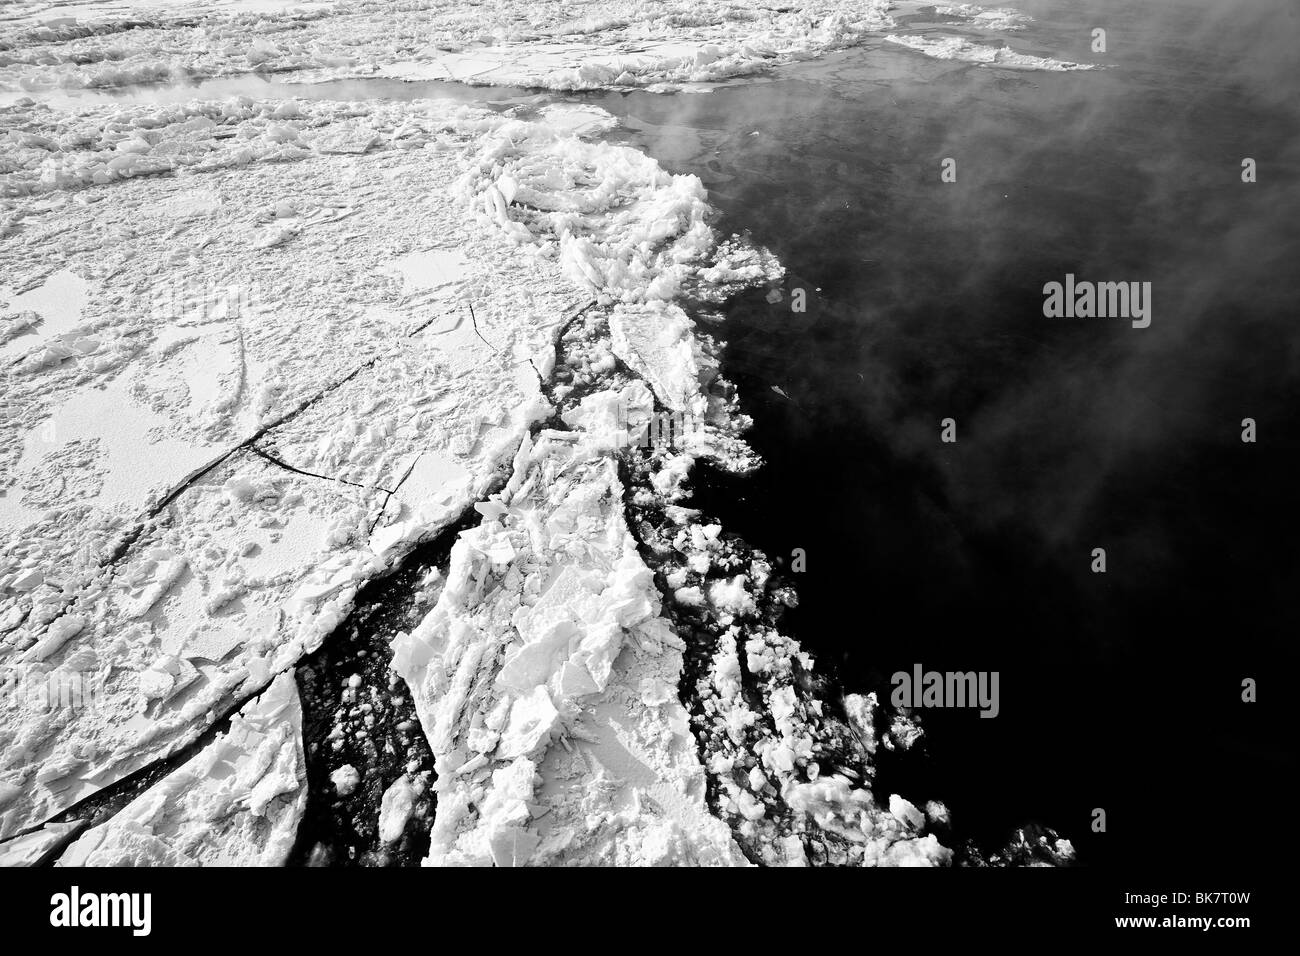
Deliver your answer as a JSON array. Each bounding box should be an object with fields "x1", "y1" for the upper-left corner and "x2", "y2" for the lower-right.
[{"x1": 592, "y1": 0, "x2": 1299, "y2": 867}]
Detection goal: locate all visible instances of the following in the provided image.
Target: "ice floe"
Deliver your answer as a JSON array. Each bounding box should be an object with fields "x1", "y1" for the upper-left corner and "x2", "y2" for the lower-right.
[
  {"x1": 884, "y1": 33, "x2": 1098, "y2": 71},
  {"x1": 56, "y1": 670, "x2": 306, "y2": 865}
]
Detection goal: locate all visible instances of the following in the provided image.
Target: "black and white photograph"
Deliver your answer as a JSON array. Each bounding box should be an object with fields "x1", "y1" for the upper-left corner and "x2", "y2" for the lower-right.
[{"x1": 0, "y1": 0, "x2": 1291, "y2": 936}]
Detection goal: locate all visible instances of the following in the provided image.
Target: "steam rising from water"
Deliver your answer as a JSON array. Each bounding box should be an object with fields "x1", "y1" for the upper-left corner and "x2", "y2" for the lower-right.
[{"x1": 593, "y1": 0, "x2": 1298, "y2": 863}]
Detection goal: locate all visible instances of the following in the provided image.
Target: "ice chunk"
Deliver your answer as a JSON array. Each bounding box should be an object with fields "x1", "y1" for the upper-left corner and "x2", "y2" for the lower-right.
[
  {"x1": 889, "y1": 793, "x2": 925, "y2": 830},
  {"x1": 378, "y1": 775, "x2": 417, "y2": 843},
  {"x1": 330, "y1": 764, "x2": 360, "y2": 797},
  {"x1": 497, "y1": 686, "x2": 560, "y2": 759}
]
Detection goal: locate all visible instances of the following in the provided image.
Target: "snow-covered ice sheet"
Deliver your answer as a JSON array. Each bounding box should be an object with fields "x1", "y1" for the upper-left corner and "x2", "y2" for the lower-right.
[{"x1": 0, "y1": 95, "x2": 578, "y2": 839}]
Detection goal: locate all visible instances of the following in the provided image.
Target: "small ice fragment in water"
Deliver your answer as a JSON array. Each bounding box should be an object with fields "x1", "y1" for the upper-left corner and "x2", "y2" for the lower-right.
[
  {"x1": 378, "y1": 775, "x2": 417, "y2": 843},
  {"x1": 330, "y1": 765, "x2": 360, "y2": 796},
  {"x1": 889, "y1": 794, "x2": 925, "y2": 830}
]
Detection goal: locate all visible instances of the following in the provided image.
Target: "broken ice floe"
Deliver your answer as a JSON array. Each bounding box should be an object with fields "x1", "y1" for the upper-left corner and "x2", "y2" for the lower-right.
[
  {"x1": 932, "y1": 4, "x2": 1031, "y2": 32},
  {"x1": 884, "y1": 34, "x2": 1098, "y2": 71},
  {"x1": 390, "y1": 413, "x2": 746, "y2": 866},
  {"x1": 0, "y1": 97, "x2": 576, "y2": 839},
  {"x1": 56, "y1": 671, "x2": 306, "y2": 866},
  {"x1": 0, "y1": 820, "x2": 83, "y2": 867}
]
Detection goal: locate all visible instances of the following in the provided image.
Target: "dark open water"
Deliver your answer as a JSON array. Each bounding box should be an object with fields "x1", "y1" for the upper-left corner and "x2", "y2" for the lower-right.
[{"x1": 592, "y1": 0, "x2": 1300, "y2": 867}]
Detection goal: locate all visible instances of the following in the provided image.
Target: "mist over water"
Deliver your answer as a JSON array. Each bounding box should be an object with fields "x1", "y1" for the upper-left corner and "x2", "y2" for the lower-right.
[{"x1": 594, "y1": 0, "x2": 1299, "y2": 864}]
